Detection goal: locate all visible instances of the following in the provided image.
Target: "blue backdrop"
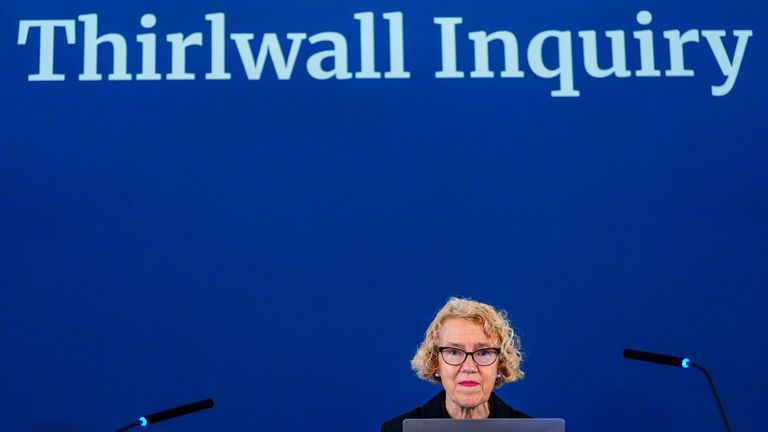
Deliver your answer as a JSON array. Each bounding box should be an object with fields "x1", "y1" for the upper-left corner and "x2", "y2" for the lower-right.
[{"x1": 2, "y1": 1, "x2": 766, "y2": 431}]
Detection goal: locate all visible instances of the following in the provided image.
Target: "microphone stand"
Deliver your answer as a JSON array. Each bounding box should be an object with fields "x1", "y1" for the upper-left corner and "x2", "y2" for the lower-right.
[{"x1": 690, "y1": 362, "x2": 733, "y2": 432}]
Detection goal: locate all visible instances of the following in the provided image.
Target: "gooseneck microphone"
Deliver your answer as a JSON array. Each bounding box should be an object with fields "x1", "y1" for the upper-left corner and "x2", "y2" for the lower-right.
[
  {"x1": 114, "y1": 398, "x2": 214, "y2": 432},
  {"x1": 623, "y1": 348, "x2": 691, "y2": 368},
  {"x1": 623, "y1": 349, "x2": 732, "y2": 432}
]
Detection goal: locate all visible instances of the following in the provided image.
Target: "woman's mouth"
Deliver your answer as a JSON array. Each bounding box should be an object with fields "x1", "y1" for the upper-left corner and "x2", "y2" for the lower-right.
[{"x1": 458, "y1": 380, "x2": 480, "y2": 387}]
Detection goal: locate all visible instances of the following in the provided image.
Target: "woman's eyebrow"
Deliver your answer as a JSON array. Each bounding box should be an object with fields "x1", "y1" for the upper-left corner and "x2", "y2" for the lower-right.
[
  {"x1": 470, "y1": 343, "x2": 494, "y2": 349},
  {"x1": 442, "y1": 342, "x2": 466, "y2": 349}
]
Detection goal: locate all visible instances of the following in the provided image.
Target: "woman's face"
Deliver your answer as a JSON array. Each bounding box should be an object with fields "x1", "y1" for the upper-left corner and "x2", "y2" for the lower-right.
[{"x1": 437, "y1": 318, "x2": 499, "y2": 411}]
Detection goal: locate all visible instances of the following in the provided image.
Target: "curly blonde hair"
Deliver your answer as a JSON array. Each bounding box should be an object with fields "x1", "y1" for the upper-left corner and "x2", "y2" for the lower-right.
[{"x1": 411, "y1": 297, "x2": 524, "y2": 387}]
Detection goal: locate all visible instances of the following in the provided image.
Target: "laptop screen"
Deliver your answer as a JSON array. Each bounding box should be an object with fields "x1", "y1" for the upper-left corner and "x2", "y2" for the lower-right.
[{"x1": 403, "y1": 418, "x2": 565, "y2": 432}]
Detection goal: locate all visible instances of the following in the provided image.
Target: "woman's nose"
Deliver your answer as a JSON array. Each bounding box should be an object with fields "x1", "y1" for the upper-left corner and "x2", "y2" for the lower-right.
[{"x1": 460, "y1": 356, "x2": 479, "y2": 372}]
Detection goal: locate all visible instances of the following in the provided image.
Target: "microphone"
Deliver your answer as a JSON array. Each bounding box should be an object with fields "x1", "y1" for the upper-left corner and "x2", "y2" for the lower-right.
[
  {"x1": 623, "y1": 348, "x2": 691, "y2": 368},
  {"x1": 115, "y1": 398, "x2": 214, "y2": 432},
  {"x1": 623, "y1": 348, "x2": 732, "y2": 432}
]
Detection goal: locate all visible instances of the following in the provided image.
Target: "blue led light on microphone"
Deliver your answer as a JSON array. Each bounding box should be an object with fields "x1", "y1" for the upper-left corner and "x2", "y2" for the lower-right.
[
  {"x1": 681, "y1": 358, "x2": 690, "y2": 368},
  {"x1": 139, "y1": 417, "x2": 148, "y2": 427}
]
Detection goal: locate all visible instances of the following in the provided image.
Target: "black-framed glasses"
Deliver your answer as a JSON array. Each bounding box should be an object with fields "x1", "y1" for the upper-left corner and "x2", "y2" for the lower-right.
[{"x1": 438, "y1": 347, "x2": 501, "y2": 366}]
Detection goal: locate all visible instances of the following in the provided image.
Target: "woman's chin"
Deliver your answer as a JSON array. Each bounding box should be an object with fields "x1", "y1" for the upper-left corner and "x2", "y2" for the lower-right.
[{"x1": 451, "y1": 393, "x2": 485, "y2": 409}]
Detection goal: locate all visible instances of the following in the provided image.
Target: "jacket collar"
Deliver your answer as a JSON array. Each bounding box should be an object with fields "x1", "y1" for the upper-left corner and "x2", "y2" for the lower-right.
[{"x1": 422, "y1": 390, "x2": 513, "y2": 418}]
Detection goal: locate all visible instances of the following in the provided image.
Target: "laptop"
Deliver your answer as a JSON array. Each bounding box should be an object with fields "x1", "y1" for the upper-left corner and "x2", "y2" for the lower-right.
[{"x1": 403, "y1": 418, "x2": 565, "y2": 432}]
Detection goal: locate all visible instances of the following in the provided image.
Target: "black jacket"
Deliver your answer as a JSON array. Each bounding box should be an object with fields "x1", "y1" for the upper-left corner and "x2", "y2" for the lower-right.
[{"x1": 380, "y1": 390, "x2": 530, "y2": 432}]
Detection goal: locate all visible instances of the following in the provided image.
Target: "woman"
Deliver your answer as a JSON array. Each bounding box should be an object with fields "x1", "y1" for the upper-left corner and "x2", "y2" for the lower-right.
[{"x1": 381, "y1": 297, "x2": 529, "y2": 432}]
